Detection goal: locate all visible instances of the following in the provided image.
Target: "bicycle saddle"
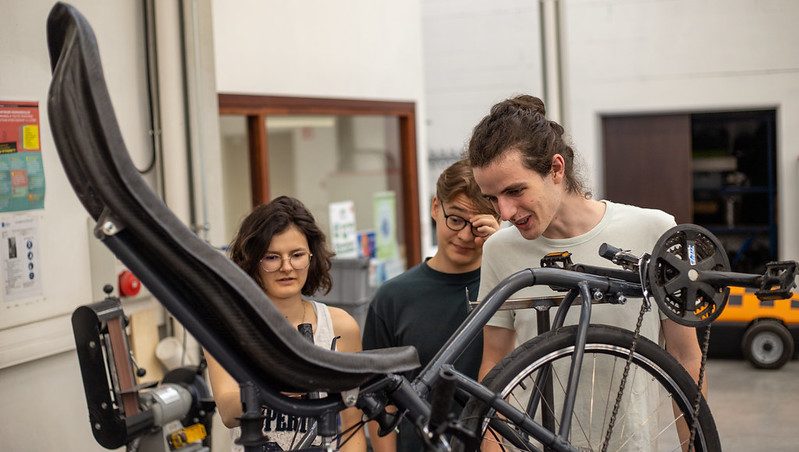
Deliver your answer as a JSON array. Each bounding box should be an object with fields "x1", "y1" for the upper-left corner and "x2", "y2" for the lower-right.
[{"x1": 46, "y1": 2, "x2": 419, "y2": 394}]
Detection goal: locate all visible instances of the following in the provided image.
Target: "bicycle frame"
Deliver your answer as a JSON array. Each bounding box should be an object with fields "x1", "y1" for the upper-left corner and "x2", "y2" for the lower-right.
[
  {"x1": 48, "y1": 5, "x2": 795, "y2": 451},
  {"x1": 244, "y1": 263, "x2": 644, "y2": 451},
  {"x1": 373, "y1": 268, "x2": 644, "y2": 452},
  {"x1": 108, "y1": 222, "x2": 648, "y2": 452}
]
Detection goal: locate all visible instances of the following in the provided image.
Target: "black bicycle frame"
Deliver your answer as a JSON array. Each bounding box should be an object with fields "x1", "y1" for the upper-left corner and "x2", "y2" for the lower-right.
[
  {"x1": 115, "y1": 223, "x2": 643, "y2": 451},
  {"x1": 398, "y1": 267, "x2": 642, "y2": 451}
]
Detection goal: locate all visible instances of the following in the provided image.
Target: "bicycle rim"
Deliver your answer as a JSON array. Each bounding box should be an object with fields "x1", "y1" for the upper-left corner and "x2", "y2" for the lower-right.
[{"x1": 461, "y1": 325, "x2": 720, "y2": 452}]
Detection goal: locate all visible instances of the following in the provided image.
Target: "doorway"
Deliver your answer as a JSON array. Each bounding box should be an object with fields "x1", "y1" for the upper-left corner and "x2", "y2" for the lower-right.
[{"x1": 602, "y1": 109, "x2": 778, "y2": 273}]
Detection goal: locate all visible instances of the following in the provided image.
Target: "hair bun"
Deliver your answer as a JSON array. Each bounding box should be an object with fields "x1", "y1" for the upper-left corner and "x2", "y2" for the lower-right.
[{"x1": 510, "y1": 95, "x2": 546, "y2": 116}]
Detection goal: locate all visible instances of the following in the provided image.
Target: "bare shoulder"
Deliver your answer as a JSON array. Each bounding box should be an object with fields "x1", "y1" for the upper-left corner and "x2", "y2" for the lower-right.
[{"x1": 328, "y1": 306, "x2": 362, "y2": 352}]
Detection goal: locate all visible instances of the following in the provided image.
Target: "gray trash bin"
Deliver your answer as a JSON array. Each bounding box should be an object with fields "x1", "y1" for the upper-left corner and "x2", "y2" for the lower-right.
[{"x1": 314, "y1": 257, "x2": 376, "y2": 333}]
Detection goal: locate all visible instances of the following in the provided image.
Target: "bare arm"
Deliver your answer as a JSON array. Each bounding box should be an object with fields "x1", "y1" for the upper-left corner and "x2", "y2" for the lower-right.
[
  {"x1": 661, "y1": 319, "x2": 706, "y2": 394},
  {"x1": 367, "y1": 406, "x2": 398, "y2": 452},
  {"x1": 329, "y1": 307, "x2": 367, "y2": 452},
  {"x1": 478, "y1": 325, "x2": 516, "y2": 381},
  {"x1": 205, "y1": 352, "x2": 243, "y2": 428}
]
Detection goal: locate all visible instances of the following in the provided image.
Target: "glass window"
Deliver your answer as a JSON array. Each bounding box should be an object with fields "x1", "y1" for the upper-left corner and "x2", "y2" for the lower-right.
[
  {"x1": 266, "y1": 115, "x2": 405, "y2": 260},
  {"x1": 219, "y1": 115, "x2": 251, "y2": 240}
]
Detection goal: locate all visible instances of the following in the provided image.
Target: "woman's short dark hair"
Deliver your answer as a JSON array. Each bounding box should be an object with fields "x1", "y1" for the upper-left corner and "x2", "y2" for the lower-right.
[
  {"x1": 228, "y1": 196, "x2": 334, "y2": 296},
  {"x1": 467, "y1": 94, "x2": 589, "y2": 196}
]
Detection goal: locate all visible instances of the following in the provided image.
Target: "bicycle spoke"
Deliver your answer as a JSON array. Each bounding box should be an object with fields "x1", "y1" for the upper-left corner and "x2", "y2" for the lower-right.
[
  {"x1": 614, "y1": 395, "x2": 673, "y2": 452},
  {"x1": 558, "y1": 368, "x2": 592, "y2": 446},
  {"x1": 668, "y1": 429, "x2": 690, "y2": 452},
  {"x1": 614, "y1": 364, "x2": 641, "y2": 443},
  {"x1": 467, "y1": 328, "x2": 718, "y2": 452},
  {"x1": 481, "y1": 414, "x2": 538, "y2": 451},
  {"x1": 600, "y1": 355, "x2": 620, "y2": 439},
  {"x1": 529, "y1": 373, "x2": 560, "y2": 432}
]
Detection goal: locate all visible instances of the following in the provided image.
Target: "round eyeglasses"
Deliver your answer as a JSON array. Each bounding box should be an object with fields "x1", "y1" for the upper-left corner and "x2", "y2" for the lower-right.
[
  {"x1": 441, "y1": 204, "x2": 489, "y2": 237},
  {"x1": 260, "y1": 251, "x2": 313, "y2": 272}
]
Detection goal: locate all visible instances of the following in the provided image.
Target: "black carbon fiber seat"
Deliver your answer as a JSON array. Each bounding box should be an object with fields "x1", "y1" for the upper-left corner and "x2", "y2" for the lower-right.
[{"x1": 46, "y1": 2, "x2": 419, "y2": 394}]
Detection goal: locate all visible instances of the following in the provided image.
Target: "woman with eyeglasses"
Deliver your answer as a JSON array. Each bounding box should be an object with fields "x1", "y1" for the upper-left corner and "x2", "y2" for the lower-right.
[
  {"x1": 363, "y1": 159, "x2": 501, "y2": 452},
  {"x1": 206, "y1": 196, "x2": 366, "y2": 451}
]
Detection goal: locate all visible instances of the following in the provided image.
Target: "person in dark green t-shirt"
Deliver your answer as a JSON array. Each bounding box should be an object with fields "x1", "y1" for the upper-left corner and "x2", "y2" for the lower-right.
[{"x1": 363, "y1": 159, "x2": 500, "y2": 452}]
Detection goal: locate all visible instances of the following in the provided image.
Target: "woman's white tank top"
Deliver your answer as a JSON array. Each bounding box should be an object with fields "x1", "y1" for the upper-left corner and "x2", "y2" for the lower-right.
[{"x1": 230, "y1": 300, "x2": 337, "y2": 451}]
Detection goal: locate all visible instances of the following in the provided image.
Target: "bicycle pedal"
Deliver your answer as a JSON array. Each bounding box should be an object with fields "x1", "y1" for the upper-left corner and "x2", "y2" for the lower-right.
[{"x1": 540, "y1": 251, "x2": 574, "y2": 269}]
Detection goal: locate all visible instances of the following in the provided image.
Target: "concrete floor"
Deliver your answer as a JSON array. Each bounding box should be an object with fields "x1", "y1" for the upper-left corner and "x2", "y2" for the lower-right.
[{"x1": 707, "y1": 359, "x2": 799, "y2": 451}]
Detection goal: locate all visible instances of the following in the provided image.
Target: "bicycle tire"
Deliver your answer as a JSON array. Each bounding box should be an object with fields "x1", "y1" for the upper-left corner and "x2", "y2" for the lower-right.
[{"x1": 454, "y1": 325, "x2": 721, "y2": 451}]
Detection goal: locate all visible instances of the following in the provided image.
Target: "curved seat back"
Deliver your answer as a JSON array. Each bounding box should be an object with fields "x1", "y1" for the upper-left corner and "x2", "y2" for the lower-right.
[{"x1": 46, "y1": 2, "x2": 419, "y2": 394}]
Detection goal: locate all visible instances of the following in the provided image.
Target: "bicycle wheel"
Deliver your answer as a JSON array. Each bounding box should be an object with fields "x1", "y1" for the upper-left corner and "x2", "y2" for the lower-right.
[{"x1": 456, "y1": 325, "x2": 720, "y2": 451}]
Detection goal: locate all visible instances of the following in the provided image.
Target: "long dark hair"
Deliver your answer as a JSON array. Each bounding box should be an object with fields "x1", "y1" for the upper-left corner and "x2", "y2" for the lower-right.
[
  {"x1": 228, "y1": 196, "x2": 334, "y2": 296},
  {"x1": 468, "y1": 94, "x2": 589, "y2": 196}
]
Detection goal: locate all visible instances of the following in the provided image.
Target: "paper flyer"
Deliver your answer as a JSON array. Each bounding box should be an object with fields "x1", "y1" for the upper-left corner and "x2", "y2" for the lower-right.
[
  {"x1": 1, "y1": 214, "x2": 43, "y2": 303},
  {"x1": 0, "y1": 101, "x2": 46, "y2": 212},
  {"x1": 328, "y1": 200, "x2": 359, "y2": 258},
  {"x1": 373, "y1": 191, "x2": 398, "y2": 260}
]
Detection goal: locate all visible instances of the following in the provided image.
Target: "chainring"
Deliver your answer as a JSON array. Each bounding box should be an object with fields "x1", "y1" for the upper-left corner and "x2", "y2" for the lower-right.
[{"x1": 647, "y1": 224, "x2": 731, "y2": 327}]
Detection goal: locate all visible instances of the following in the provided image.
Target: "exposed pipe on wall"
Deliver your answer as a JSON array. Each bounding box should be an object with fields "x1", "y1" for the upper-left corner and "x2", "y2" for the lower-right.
[
  {"x1": 143, "y1": 0, "x2": 165, "y2": 198},
  {"x1": 539, "y1": 0, "x2": 565, "y2": 125},
  {"x1": 177, "y1": 0, "x2": 203, "y2": 240}
]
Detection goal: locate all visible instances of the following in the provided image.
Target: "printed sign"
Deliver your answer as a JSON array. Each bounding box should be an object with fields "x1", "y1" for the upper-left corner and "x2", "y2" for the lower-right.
[
  {"x1": 1, "y1": 214, "x2": 42, "y2": 303},
  {"x1": 373, "y1": 191, "x2": 398, "y2": 260},
  {"x1": 0, "y1": 101, "x2": 45, "y2": 212},
  {"x1": 328, "y1": 201, "x2": 358, "y2": 258}
]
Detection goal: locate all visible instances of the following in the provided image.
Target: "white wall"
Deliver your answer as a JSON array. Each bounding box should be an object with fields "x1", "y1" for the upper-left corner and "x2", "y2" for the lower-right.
[
  {"x1": 0, "y1": 0, "x2": 152, "y2": 450},
  {"x1": 421, "y1": 0, "x2": 799, "y2": 261},
  {"x1": 562, "y1": 0, "x2": 799, "y2": 260},
  {"x1": 420, "y1": 0, "x2": 544, "y2": 243},
  {"x1": 422, "y1": 0, "x2": 544, "y2": 153},
  {"x1": 211, "y1": 0, "x2": 432, "y2": 255}
]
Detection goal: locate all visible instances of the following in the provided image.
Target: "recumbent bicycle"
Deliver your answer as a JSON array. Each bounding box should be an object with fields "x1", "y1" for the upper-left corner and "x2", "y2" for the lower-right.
[{"x1": 47, "y1": 3, "x2": 797, "y2": 451}]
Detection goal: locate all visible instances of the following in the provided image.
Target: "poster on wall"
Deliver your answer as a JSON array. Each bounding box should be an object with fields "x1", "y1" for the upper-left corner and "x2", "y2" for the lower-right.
[
  {"x1": 0, "y1": 101, "x2": 46, "y2": 213},
  {"x1": 1, "y1": 214, "x2": 43, "y2": 303},
  {"x1": 373, "y1": 191, "x2": 398, "y2": 260},
  {"x1": 329, "y1": 200, "x2": 359, "y2": 258}
]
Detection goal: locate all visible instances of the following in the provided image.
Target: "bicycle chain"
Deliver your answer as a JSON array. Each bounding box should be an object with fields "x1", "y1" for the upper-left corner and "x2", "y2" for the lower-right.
[
  {"x1": 688, "y1": 325, "x2": 711, "y2": 452},
  {"x1": 600, "y1": 295, "x2": 647, "y2": 452},
  {"x1": 600, "y1": 284, "x2": 712, "y2": 451}
]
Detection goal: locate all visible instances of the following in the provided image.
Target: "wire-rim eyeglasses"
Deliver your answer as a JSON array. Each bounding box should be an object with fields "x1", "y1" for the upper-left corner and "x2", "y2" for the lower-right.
[{"x1": 260, "y1": 251, "x2": 313, "y2": 272}]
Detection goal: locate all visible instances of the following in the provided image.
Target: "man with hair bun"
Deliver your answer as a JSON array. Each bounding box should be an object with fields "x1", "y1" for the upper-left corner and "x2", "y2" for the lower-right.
[{"x1": 469, "y1": 94, "x2": 703, "y2": 449}]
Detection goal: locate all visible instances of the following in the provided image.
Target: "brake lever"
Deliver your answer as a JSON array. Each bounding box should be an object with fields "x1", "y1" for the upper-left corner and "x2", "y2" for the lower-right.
[{"x1": 599, "y1": 243, "x2": 640, "y2": 272}]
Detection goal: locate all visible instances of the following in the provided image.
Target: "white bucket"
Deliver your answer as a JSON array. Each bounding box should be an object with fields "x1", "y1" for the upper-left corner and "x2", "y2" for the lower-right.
[{"x1": 155, "y1": 336, "x2": 185, "y2": 370}]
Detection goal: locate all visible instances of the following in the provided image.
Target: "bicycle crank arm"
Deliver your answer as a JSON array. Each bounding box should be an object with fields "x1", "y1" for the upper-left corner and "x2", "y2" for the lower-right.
[{"x1": 692, "y1": 270, "x2": 762, "y2": 288}]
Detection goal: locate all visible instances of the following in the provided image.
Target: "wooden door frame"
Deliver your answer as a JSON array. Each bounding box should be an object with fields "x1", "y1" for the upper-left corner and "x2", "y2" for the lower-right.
[{"x1": 219, "y1": 93, "x2": 421, "y2": 266}]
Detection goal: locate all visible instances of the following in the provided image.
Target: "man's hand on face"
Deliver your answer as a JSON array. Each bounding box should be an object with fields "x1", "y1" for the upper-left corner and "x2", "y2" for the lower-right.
[{"x1": 471, "y1": 214, "x2": 500, "y2": 247}]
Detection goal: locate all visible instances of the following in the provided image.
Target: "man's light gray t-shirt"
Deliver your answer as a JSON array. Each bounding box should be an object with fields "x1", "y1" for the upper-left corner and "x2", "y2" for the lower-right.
[
  {"x1": 478, "y1": 201, "x2": 678, "y2": 449},
  {"x1": 479, "y1": 200, "x2": 676, "y2": 344}
]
